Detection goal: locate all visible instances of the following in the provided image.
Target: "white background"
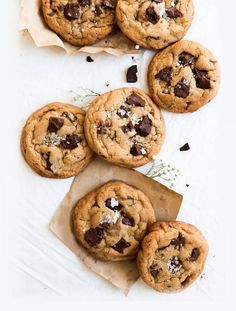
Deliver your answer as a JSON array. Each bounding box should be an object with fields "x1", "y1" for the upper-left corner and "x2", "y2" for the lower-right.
[{"x1": 1, "y1": 0, "x2": 236, "y2": 310}]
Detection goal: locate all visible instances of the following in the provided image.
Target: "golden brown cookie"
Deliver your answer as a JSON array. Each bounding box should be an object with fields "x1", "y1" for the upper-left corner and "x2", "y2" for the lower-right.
[
  {"x1": 72, "y1": 181, "x2": 156, "y2": 261},
  {"x1": 42, "y1": 0, "x2": 117, "y2": 46},
  {"x1": 116, "y1": 0, "x2": 194, "y2": 50},
  {"x1": 21, "y1": 102, "x2": 93, "y2": 178},
  {"x1": 137, "y1": 221, "x2": 208, "y2": 292},
  {"x1": 148, "y1": 40, "x2": 220, "y2": 112},
  {"x1": 84, "y1": 88, "x2": 165, "y2": 168}
]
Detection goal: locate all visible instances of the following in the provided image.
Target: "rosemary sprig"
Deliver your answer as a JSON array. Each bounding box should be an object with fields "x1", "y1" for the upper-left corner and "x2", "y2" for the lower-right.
[{"x1": 69, "y1": 87, "x2": 100, "y2": 109}]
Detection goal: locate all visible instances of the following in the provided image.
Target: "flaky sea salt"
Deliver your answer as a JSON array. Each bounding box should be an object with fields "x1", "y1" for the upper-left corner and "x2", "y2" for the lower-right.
[
  {"x1": 113, "y1": 210, "x2": 121, "y2": 224},
  {"x1": 141, "y1": 147, "x2": 147, "y2": 155},
  {"x1": 110, "y1": 198, "x2": 119, "y2": 208},
  {"x1": 167, "y1": 256, "x2": 182, "y2": 273}
]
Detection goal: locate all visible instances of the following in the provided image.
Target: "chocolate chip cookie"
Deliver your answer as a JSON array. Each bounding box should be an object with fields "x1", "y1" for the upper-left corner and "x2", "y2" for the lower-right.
[
  {"x1": 72, "y1": 181, "x2": 156, "y2": 261},
  {"x1": 42, "y1": 0, "x2": 117, "y2": 46},
  {"x1": 137, "y1": 221, "x2": 208, "y2": 292},
  {"x1": 116, "y1": 0, "x2": 194, "y2": 50},
  {"x1": 84, "y1": 88, "x2": 165, "y2": 168},
  {"x1": 21, "y1": 102, "x2": 93, "y2": 178},
  {"x1": 148, "y1": 40, "x2": 220, "y2": 112}
]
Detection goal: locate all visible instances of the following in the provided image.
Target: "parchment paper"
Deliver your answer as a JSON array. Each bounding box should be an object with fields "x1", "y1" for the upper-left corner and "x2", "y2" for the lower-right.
[
  {"x1": 19, "y1": 0, "x2": 140, "y2": 56},
  {"x1": 49, "y1": 158, "x2": 183, "y2": 294}
]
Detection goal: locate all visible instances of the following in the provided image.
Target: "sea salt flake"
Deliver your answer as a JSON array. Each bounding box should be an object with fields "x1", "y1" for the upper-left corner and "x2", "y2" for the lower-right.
[
  {"x1": 141, "y1": 147, "x2": 147, "y2": 155},
  {"x1": 101, "y1": 215, "x2": 112, "y2": 224},
  {"x1": 113, "y1": 210, "x2": 120, "y2": 223},
  {"x1": 110, "y1": 198, "x2": 119, "y2": 208}
]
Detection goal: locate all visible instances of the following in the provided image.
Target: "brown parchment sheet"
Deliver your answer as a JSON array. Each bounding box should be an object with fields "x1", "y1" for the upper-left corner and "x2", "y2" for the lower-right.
[
  {"x1": 49, "y1": 158, "x2": 183, "y2": 294},
  {"x1": 19, "y1": 0, "x2": 140, "y2": 56}
]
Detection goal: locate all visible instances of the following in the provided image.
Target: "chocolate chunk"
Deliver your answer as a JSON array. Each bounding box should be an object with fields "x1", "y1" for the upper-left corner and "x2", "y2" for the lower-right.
[
  {"x1": 48, "y1": 10, "x2": 56, "y2": 17},
  {"x1": 189, "y1": 248, "x2": 200, "y2": 262},
  {"x1": 126, "y1": 65, "x2": 138, "y2": 83},
  {"x1": 149, "y1": 265, "x2": 159, "y2": 278},
  {"x1": 179, "y1": 52, "x2": 195, "y2": 66},
  {"x1": 146, "y1": 6, "x2": 160, "y2": 24},
  {"x1": 135, "y1": 116, "x2": 152, "y2": 137},
  {"x1": 170, "y1": 233, "x2": 185, "y2": 249},
  {"x1": 117, "y1": 106, "x2": 129, "y2": 118},
  {"x1": 105, "y1": 198, "x2": 123, "y2": 211},
  {"x1": 181, "y1": 276, "x2": 190, "y2": 286},
  {"x1": 179, "y1": 143, "x2": 190, "y2": 151},
  {"x1": 47, "y1": 117, "x2": 64, "y2": 133},
  {"x1": 57, "y1": 5, "x2": 65, "y2": 12},
  {"x1": 174, "y1": 78, "x2": 189, "y2": 98},
  {"x1": 112, "y1": 238, "x2": 131, "y2": 253},
  {"x1": 86, "y1": 56, "x2": 94, "y2": 62},
  {"x1": 84, "y1": 227, "x2": 103, "y2": 246},
  {"x1": 79, "y1": 0, "x2": 91, "y2": 7},
  {"x1": 102, "y1": 0, "x2": 117, "y2": 9},
  {"x1": 97, "y1": 125, "x2": 107, "y2": 135},
  {"x1": 44, "y1": 152, "x2": 52, "y2": 171},
  {"x1": 126, "y1": 93, "x2": 145, "y2": 107},
  {"x1": 60, "y1": 134, "x2": 81, "y2": 149},
  {"x1": 166, "y1": 7, "x2": 183, "y2": 18},
  {"x1": 193, "y1": 68, "x2": 211, "y2": 89},
  {"x1": 155, "y1": 67, "x2": 172, "y2": 84},
  {"x1": 121, "y1": 121, "x2": 133, "y2": 133},
  {"x1": 122, "y1": 214, "x2": 134, "y2": 226},
  {"x1": 100, "y1": 221, "x2": 110, "y2": 229},
  {"x1": 130, "y1": 143, "x2": 146, "y2": 156},
  {"x1": 94, "y1": 5, "x2": 102, "y2": 16},
  {"x1": 64, "y1": 4, "x2": 80, "y2": 20}
]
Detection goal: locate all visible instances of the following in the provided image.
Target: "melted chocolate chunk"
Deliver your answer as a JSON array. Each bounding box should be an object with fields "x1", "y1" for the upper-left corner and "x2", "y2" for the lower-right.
[
  {"x1": 121, "y1": 213, "x2": 135, "y2": 226},
  {"x1": 181, "y1": 275, "x2": 190, "y2": 286},
  {"x1": 179, "y1": 52, "x2": 195, "y2": 66},
  {"x1": 86, "y1": 56, "x2": 94, "y2": 62},
  {"x1": 84, "y1": 227, "x2": 104, "y2": 246},
  {"x1": 44, "y1": 152, "x2": 52, "y2": 171},
  {"x1": 79, "y1": 0, "x2": 91, "y2": 7},
  {"x1": 189, "y1": 248, "x2": 200, "y2": 262},
  {"x1": 94, "y1": 5, "x2": 102, "y2": 16},
  {"x1": 126, "y1": 93, "x2": 145, "y2": 107},
  {"x1": 127, "y1": 65, "x2": 138, "y2": 83},
  {"x1": 174, "y1": 78, "x2": 189, "y2": 98},
  {"x1": 135, "y1": 116, "x2": 152, "y2": 137},
  {"x1": 179, "y1": 143, "x2": 190, "y2": 151},
  {"x1": 102, "y1": 0, "x2": 117, "y2": 9},
  {"x1": 117, "y1": 106, "x2": 129, "y2": 118},
  {"x1": 166, "y1": 7, "x2": 183, "y2": 18},
  {"x1": 146, "y1": 6, "x2": 160, "y2": 24},
  {"x1": 193, "y1": 68, "x2": 211, "y2": 89},
  {"x1": 112, "y1": 238, "x2": 131, "y2": 253},
  {"x1": 155, "y1": 67, "x2": 172, "y2": 84},
  {"x1": 60, "y1": 134, "x2": 81, "y2": 149},
  {"x1": 170, "y1": 233, "x2": 185, "y2": 249},
  {"x1": 105, "y1": 198, "x2": 123, "y2": 211},
  {"x1": 47, "y1": 117, "x2": 64, "y2": 133},
  {"x1": 121, "y1": 121, "x2": 133, "y2": 133},
  {"x1": 130, "y1": 144, "x2": 142, "y2": 156},
  {"x1": 64, "y1": 4, "x2": 80, "y2": 20},
  {"x1": 149, "y1": 264, "x2": 159, "y2": 278}
]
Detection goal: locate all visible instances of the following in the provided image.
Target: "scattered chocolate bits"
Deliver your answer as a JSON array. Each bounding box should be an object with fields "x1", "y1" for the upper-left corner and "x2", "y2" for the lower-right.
[
  {"x1": 121, "y1": 121, "x2": 133, "y2": 133},
  {"x1": 188, "y1": 248, "x2": 200, "y2": 262},
  {"x1": 117, "y1": 106, "x2": 129, "y2": 118},
  {"x1": 166, "y1": 7, "x2": 183, "y2": 18},
  {"x1": 60, "y1": 134, "x2": 81, "y2": 149},
  {"x1": 155, "y1": 67, "x2": 172, "y2": 84},
  {"x1": 174, "y1": 78, "x2": 189, "y2": 98},
  {"x1": 146, "y1": 6, "x2": 160, "y2": 24},
  {"x1": 84, "y1": 227, "x2": 104, "y2": 246},
  {"x1": 149, "y1": 264, "x2": 159, "y2": 278},
  {"x1": 105, "y1": 198, "x2": 123, "y2": 211},
  {"x1": 47, "y1": 117, "x2": 64, "y2": 133},
  {"x1": 94, "y1": 5, "x2": 102, "y2": 16},
  {"x1": 86, "y1": 56, "x2": 94, "y2": 62},
  {"x1": 193, "y1": 68, "x2": 211, "y2": 89},
  {"x1": 79, "y1": 0, "x2": 91, "y2": 7},
  {"x1": 102, "y1": 0, "x2": 117, "y2": 9},
  {"x1": 112, "y1": 238, "x2": 131, "y2": 253},
  {"x1": 64, "y1": 3, "x2": 80, "y2": 20},
  {"x1": 126, "y1": 65, "x2": 138, "y2": 83},
  {"x1": 179, "y1": 52, "x2": 195, "y2": 66},
  {"x1": 126, "y1": 93, "x2": 145, "y2": 107},
  {"x1": 121, "y1": 213, "x2": 135, "y2": 226},
  {"x1": 179, "y1": 143, "x2": 190, "y2": 151},
  {"x1": 170, "y1": 233, "x2": 185, "y2": 249},
  {"x1": 135, "y1": 116, "x2": 152, "y2": 137}
]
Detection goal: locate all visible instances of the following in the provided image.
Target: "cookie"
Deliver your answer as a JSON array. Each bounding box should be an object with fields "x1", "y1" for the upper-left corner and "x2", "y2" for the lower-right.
[
  {"x1": 84, "y1": 88, "x2": 165, "y2": 168},
  {"x1": 116, "y1": 0, "x2": 194, "y2": 50},
  {"x1": 42, "y1": 0, "x2": 117, "y2": 46},
  {"x1": 137, "y1": 221, "x2": 208, "y2": 292},
  {"x1": 72, "y1": 181, "x2": 156, "y2": 261},
  {"x1": 148, "y1": 40, "x2": 220, "y2": 112},
  {"x1": 21, "y1": 102, "x2": 93, "y2": 178}
]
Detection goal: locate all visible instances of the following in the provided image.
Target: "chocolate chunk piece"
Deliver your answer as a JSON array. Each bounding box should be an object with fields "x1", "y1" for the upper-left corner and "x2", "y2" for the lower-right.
[
  {"x1": 193, "y1": 68, "x2": 211, "y2": 89},
  {"x1": 149, "y1": 264, "x2": 159, "y2": 278},
  {"x1": 146, "y1": 6, "x2": 160, "y2": 24},
  {"x1": 170, "y1": 233, "x2": 185, "y2": 249},
  {"x1": 179, "y1": 143, "x2": 190, "y2": 151},
  {"x1": 112, "y1": 238, "x2": 131, "y2": 253},
  {"x1": 44, "y1": 152, "x2": 52, "y2": 171},
  {"x1": 179, "y1": 52, "x2": 195, "y2": 66},
  {"x1": 121, "y1": 213, "x2": 134, "y2": 226},
  {"x1": 102, "y1": 0, "x2": 117, "y2": 9},
  {"x1": 121, "y1": 121, "x2": 133, "y2": 133},
  {"x1": 130, "y1": 144, "x2": 146, "y2": 156},
  {"x1": 64, "y1": 4, "x2": 80, "y2": 20},
  {"x1": 60, "y1": 134, "x2": 81, "y2": 149},
  {"x1": 181, "y1": 276, "x2": 190, "y2": 286},
  {"x1": 155, "y1": 67, "x2": 172, "y2": 84},
  {"x1": 117, "y1": 106, "x2": 129, "y2": 118},
  {"x1": 79, "y1": 0, "x2": 91, "y2": 7},
  {"x1": 105, "y1": 198, "x2": 123, "y2": 211},
  {"x1": 166, "y1": 7, "x2": 183, "y2": 18},
  {"x1": 86, "y1": 56, "x2": 94, "y2": 62},
  {"x1": 135, "y1": 116, "x2": 152, "y2": 137},
  {"x1": 189, "y1": 248, "x2": 200, "y2": 262},
  {"x1": 84, "y1": 227, "x2": 104, "y2": 246},
  {"x1": 126, "y1": 93, "x2": 145, "y2": 107},
  {"x1": 126, "y1": 65, "x2": 138, "y2": 83},
  {"x1": 174, "y1": 78, "x2": 189, "y2": 98},
  {"x1": 94, "y1": 5, "x2": 102, "y2": 16},
  {"x1": 97, "y1": 124, "x2": 107, "y2": 135},
  {"x1": 47, "y1": 117, "x2": 64, "y2": 133}
]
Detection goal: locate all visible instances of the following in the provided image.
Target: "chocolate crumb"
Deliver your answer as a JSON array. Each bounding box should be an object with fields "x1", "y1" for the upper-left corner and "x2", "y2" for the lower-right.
[
  {"x1": 179, "y1": 143, "x2": 190, "y2": 151},
  {"x1": 86, "y1": 56, "x2": 94, "y2": 62}
]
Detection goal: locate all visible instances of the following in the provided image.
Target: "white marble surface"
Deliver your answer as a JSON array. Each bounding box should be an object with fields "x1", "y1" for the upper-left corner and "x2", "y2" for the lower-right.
[{"x1": 1, "y1": 0, "x2": 235, "y2": 309}]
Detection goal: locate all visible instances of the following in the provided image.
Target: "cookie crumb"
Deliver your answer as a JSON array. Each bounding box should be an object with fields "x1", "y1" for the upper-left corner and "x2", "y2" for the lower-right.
[
  {"x1": 106, "y1": 82, "x2": 110, "y2": 87},
  {"x1": 179, "y1": 143, "x2": 190, "y2": 151},
  {"x1": 135, "y1": 45, "x2": 140, "y2": 50},
  {"x1": 86, "y1": 56, "x2": 94, "y2": 63}
]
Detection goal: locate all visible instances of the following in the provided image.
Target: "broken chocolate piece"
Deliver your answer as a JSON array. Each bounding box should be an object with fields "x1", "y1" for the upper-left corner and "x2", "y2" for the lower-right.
[
  {"x1": 117, "y1": 106, "x2": 129, "y2": 118},
  {"x1": 112, "y1": 238, "x2": 131, "y2": 253},
  {"x1": 146, "y1": 6, "x2": 160, "y2": 24},
  {"x1": 189, "y1": 248, "x2": 200, "y2": 262},
  {"x1": 47, "y1": 117, "x2": 64, "y2": 133},
  {"x1": 84, "y1": 227, "x2": 104, "y2": 246},
  {"x1": 121, "y1": 121, "x2": 133, "y2": 133},
  {"x1": 86, "y1": 56, "x2": 94, "y2": 62},
  {"x1": 60, "y1": 134, "x2": 81, "y2": 149},
  {"x1": 170, "y1": 233, "x2": 185, "y2": 249},
  {"x1": 193, "y1": 68, "x2": 211, "y2": 89},
  {"x1": 127, "y1": 65, "x2": 138, "y2": 83},
  {"x1": 166, "y1": 7, "x2": 183, "y2": 18},
  {"x1": 179, "y1": 52, "x2": 195, "y2": 66},
  {"x1": 64, "y1": 4, "x2": 80, "y2": 20},
  {"x1": 126, "y1": 93, "x2": 145, "y2": 107},
  {"x1": 155, "y1": 67, "x2": 172, "y2": 84},
  {"x1": 135, "y1": 116, "x2": 152, "y2": 137},
  {"x1": 179, "y1": 143, "x2": 190, "y2": 151},
  {"x1": 174, "y1": 78, "x2": 189, "y2": 98},
  {"x1": 121, "y1": 213, "x2": 135, "y2": 226}
]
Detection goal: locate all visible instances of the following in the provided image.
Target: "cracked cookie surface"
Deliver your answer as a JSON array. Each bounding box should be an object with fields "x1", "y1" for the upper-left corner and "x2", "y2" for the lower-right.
[
  {"x1": 42, "y1": 0, "x2": 117, "y2": 46},
  {"x1": 137, "y1": 221, "x2": 208, "y2": 292},
  {"x1": 116, "y1": 0, "x2": 194, "y2": 50},
  {"x1": 84, "y1": 88, "x2": 165, "y2": 168},
  {"x1": 148, "y1": 40, "x2": 220, "y2": 112},
  {"x1": 72, "y1": 181, "x2": 156, "y2": 261},
  {"x1": 21, "y1": 102, "x2": 93, "y2": 178}
]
